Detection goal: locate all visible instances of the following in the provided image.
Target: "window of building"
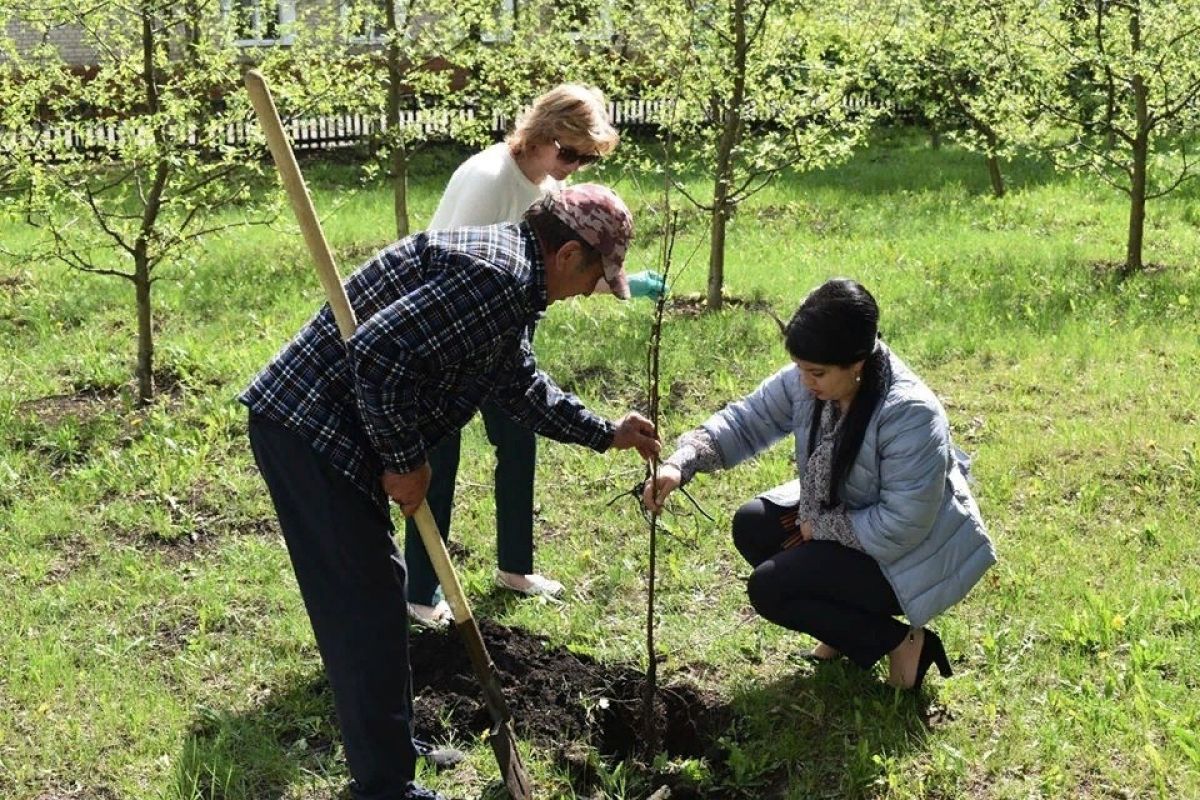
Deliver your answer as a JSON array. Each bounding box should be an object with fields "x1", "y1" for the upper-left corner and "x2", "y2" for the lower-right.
[
  {"x1": 479, "y1": 0, "x2": 516, "y2": 43},
  {"x1": 480, "y1": 0, "x2": 612, "y2": 43},
  {"x1": 342, "y1": 0, "x2": 399, "y2": 44},
  {"x1": 560, "y1": 0, "x2": 613, "y2": 41},
  {"x1": 221, "y1": 0, "x2": 296, "y2": 46}
]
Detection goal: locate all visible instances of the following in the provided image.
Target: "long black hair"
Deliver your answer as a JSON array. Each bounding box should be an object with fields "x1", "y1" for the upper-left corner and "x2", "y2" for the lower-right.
[{"x1": 784, "y1": 278, "x2": 892, "y2": 508}]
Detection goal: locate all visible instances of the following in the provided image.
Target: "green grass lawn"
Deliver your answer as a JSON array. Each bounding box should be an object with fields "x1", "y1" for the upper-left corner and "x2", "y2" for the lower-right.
[{"x1": 2, "y1": 130, "x2": 1199, "y2": 799}]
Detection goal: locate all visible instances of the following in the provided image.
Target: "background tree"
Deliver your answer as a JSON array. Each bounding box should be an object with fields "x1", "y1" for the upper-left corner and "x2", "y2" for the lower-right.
[
  {"x1": 881, "y1": 0, "x2": 1051, "y2": 198},
  {"x1": 467, "y1": 0, "x2": 634, "y2": 146},
  {"x1": 0, "y1": 0, "x2": 303, "y2": 403},
  {"x1": 638, "y1": 0, "x2": 891, "y2": 310},
  {"x1": 324, "y1": 0, "x2": 491, "y2": 238},
  {"x1": 999, "y1": 0, "x2": 1200, "y2": 273}
]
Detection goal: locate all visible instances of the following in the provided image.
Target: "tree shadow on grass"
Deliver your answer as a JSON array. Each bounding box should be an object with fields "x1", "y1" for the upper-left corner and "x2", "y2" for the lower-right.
[
  {"x1": 169, "y1": 644, "x2": 940, "y2": 800},
  {"x1": 172, "y1": 670, "x2": 348, "y2": 800},
  {"x1": 792, "y1": 129, "x2": 1062, "y2": 199},
  {"x1": 710, "y1": 660, "x2": 939, "y2": 799},
  {"x1": 553, "y1": 658, "x2": 938, "y2": 800}
]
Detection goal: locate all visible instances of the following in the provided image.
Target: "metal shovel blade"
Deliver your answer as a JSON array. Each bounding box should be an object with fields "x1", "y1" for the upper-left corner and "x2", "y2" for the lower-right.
[{"x1": 489, "y1": 719, "x2": 532, "y2": 800}]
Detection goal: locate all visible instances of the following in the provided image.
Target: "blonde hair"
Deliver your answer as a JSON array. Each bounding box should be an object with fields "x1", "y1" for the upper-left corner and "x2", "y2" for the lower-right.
[{"x1": 507, "y1": 84, "x2": 619, "y2": 157}]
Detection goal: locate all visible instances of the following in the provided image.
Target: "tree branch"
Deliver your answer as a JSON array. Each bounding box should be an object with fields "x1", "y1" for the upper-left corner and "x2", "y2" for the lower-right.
[
  {"x1": 670, "y1": 177, "x2": 713, "y2": 212},
  {"x1": 42, "y1": 221, "x2": 134, "y2": 279},
  {"x1": 69, "y1": 4, "x2": 126, "y2": 63},
  {"x1": 1149, "y1": 75, "x2": 1200, "y2": 127},
  {"x1": 730, "y1": 159, "x2": 793, "y2": 203},
  {"x1": 1146, "y1": 145, "x2": 1195, "y2": 200},
  {"x1": 171, "y1": 161, "x2": 243, "y2": 198},
  {"x1": 1077, "y1": 134, "x2": 1133, "y2": 176},
  {"x1": 684, "y1": 0, "x2": 734, "y2": 46},
  {"x1": 66, "y1": 263, "x2": 135, "y2": 280},
  {"x1": 1164, "y1": 22, "x2": 1200, "y2": 52},
  {"x1": 746, "y1": 0, "x2": 774, "y2": 47},
  {"x1": 79, "y1": 181, "x2": 138, "y2": 257}
]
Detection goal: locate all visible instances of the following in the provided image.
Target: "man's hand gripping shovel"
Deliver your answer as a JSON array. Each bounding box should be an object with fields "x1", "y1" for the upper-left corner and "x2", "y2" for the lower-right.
[{"x1": 244, "y1": 69, "x2": 533, "y2": 800}]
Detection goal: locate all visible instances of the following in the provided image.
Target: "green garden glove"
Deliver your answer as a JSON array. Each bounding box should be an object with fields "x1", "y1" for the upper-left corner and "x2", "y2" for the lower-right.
[{"x1": 628, "y1": 270, "x2": 666, "y2": 300}]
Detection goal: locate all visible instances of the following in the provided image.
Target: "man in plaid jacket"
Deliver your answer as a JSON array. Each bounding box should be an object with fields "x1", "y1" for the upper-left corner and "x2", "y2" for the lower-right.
[{"x1": 241, "y1": 184, "x2": 658, "y2": 800}]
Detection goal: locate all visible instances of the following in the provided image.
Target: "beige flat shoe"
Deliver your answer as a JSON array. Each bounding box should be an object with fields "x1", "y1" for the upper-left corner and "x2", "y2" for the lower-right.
[
  {"x1": 494, "y1": 571, "x2": 565, "y2": 599},
  {"x1": 408, "y1": 599, "x2": 453, "y2": 630}
]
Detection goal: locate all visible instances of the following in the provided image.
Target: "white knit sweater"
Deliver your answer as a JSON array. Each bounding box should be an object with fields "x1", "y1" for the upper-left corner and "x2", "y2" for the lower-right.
[{"x1": 428, "y1": 143, "x2": 561, "y2": 229}]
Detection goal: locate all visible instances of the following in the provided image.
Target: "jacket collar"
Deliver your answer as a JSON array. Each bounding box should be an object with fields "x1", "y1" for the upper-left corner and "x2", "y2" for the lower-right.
[{"x1": 518, "y1": 222, "x2": 548, "y2": 315}]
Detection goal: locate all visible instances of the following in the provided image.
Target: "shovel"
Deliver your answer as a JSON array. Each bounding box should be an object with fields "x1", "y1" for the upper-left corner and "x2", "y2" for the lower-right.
[{"x1": 244, "y1": 69, "x2": 533, "y2": 800}]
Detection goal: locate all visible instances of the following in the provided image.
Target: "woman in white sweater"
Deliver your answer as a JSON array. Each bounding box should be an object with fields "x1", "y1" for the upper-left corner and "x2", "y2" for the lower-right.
[
  {"x1": 407, "y1": 85, "x2": 662, "y2": 627},
  {"x1": 427, "y1": 87, "x2": 611, "y2": 229}
]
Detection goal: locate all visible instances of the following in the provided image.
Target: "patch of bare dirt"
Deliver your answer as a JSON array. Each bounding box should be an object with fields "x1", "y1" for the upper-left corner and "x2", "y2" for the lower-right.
[
  {"x1": 18, "y1": 363, "x2": 213, "y2": 438},
  {"x1": 666, "y1": 293, "x2": 777, "y2": 319},
  {"x1": 153, "y1": 611, "x2": 201, "y2": 651},
  {"x1": 1090, "y1": 260, "x2": 1170, "y2": 279},
  {"x1": 18, "y1": 390, "x2": 116, "y2": 429},
  {"x1": 135, "y1": 507, "x2": 281, "y2": 562},
  {"x1": 39, "y1": 512, "x2": 279, "y2": 588},
  {"x1": 30, "y1": 786, "x2": 120, "y2": 800},
  {"x1": 36, "y1": 547, "x2": 90, "y2": 589},
  {"x1": 0, "y1": 272, "x2": 29, "y2": 289}
]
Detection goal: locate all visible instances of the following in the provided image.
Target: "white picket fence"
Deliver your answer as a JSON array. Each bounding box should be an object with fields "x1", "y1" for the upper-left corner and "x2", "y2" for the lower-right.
[{"x1": 12, "y1": 95, "x2": 896, "y2": 159}]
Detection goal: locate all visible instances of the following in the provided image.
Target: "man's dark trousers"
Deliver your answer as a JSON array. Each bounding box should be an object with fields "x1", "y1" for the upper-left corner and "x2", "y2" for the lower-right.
[
  {"x1": 248, "y1": 414, "x2": 418, "y2": 800},
  {"x1": 403, "y1": 400, "x2": 536, "y2": 605}
]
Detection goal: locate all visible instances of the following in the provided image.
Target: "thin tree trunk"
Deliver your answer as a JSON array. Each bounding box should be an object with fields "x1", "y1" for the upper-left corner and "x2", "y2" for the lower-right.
[
  {"x1": 984, "y1": 131, "x2": 1005, "y2": 198},
  {"x1": 1125, "y1": 103, "x2": 1147, "y2": 274},
  {"x1": 133, "y1": 156, "x2": 168, "y2": 404},
  {"x1": 929, "y1": 123, "x2": 941, "y2": 150},
  {"x1": 134, "y1": 6, "x2": 168, "y2": 404},
  {"x1": 986, "y1": 155, "x2": 1005, "y2": 198},
  {"x1": 1097, "y1": 0, "x2": 1118, "y2": 151},
  {"x1": 135, "y1": 258, "x2": 154, "y2": 404},
  {"x1": 642, "y1": 211, "x2": 676, "y2": 756},
  {"x1": 1124, "y1": 5, "x2": 1147, "y2": 274},
  {"x1": 707, "y1": 198, "x2": 728, "y2": 309},
  {"x1": 386, "y1": 0, "x2": 409, "y2": 238},
  {"x1": 643, "y1": 514, "x2": 659, "y2": 752},
  {"x1": 392, "y1": 143, "x2": 410, "y2": 238},
  {"x1": 706, "y1": 0, "x2": 747, "y2": 311},
  {"x1": 946, "y1": 79, "x2": 1005, "y2": 199}
]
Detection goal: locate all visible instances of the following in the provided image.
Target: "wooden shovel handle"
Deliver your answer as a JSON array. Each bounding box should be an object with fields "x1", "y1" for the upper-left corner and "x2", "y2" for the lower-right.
[{"x1": 244, "y1": 69, "x2": 356, "y2": 341}]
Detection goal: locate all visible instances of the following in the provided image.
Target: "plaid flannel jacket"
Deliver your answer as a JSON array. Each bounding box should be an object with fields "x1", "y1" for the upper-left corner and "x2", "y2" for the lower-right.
[{"x1": 240, "y1": 222, "x2": 616, "y2": 504}]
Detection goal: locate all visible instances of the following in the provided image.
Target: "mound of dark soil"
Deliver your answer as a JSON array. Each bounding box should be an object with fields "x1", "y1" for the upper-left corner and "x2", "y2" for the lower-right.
[{"x1": 409, "y1": 620, "x2": 731, "y2": 762}]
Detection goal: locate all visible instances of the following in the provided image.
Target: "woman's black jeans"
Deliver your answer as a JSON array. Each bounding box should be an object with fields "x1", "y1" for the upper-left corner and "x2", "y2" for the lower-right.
[
  {"x1": 732, "y1": 497, "x2": 910, "y2": 668},
  {"x1": 403, "y1": 400, "x2": 536, "y2": 605}
]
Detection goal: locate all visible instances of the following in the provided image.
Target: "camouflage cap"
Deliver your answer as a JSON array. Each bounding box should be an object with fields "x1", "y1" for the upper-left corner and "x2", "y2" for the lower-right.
[{"x1": 546, "y1": 183, "x2": 633, "y2": 299}]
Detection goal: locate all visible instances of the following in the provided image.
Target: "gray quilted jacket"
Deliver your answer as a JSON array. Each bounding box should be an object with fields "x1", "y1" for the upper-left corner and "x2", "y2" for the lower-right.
[{"x1": 700, "y1": 345, "x2": 995, "y2": 627}]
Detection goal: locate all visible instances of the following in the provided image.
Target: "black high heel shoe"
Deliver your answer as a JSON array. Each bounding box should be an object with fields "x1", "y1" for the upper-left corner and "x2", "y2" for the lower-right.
[{"x1": 911, "y1": 628, "x2": 953, "y2": 692}]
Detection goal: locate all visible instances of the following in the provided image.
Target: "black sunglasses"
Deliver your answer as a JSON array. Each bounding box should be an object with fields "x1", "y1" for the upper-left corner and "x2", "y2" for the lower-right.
[{"x1": 554, "y1": 140, "x2": 602, "y2": 166}]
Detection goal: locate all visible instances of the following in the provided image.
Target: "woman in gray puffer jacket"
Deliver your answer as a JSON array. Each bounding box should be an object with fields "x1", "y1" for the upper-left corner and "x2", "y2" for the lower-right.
[{"x1": 643, "y1": 279, "x2": 995, "y2": 690}]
